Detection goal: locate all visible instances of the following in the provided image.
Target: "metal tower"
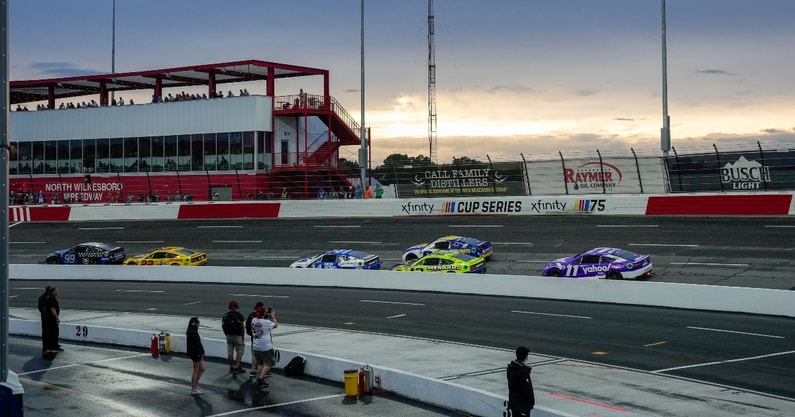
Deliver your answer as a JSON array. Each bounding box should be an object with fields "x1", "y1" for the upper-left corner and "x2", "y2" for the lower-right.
[{"x1": 427, "y1": 0, "x2": 438, "y2": 164}]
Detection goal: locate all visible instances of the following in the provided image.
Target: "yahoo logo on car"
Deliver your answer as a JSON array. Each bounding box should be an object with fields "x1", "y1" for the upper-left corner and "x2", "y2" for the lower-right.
[{"x1": 581, "y1": 265, "x2": 609, "y2": 273}]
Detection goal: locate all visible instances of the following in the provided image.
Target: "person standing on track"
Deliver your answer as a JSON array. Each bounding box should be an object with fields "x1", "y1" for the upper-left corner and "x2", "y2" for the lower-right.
[
  {"x1": 222, "y1": 300, "x2": 246, "y2": 374},
  {"x1": 186, "y1": 317, "x2": 206, "y2": 396},
  {"x1": 41, "y1": 287, "x2": 63, "y2": 355},
  {"x1": 506, "y1": 345, "x2": 535, "y2": 417},
  {"x1": 251, "y1": 306, "x2": 278, "y2": 388}
]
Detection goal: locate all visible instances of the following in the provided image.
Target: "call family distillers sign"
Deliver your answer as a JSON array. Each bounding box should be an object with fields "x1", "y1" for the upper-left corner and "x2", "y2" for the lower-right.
[{"x1": 398, "y1": 165, "x2": 526, "y2": 197}]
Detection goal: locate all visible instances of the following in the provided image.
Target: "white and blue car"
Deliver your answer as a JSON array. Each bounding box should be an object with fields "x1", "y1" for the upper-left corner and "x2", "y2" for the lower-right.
[
  {"x1": 402, "y1": 235, "x2": 493, "y2": 262},
  {"x1": 289, "y1": 249, "x2": 382, "y2": 270}
]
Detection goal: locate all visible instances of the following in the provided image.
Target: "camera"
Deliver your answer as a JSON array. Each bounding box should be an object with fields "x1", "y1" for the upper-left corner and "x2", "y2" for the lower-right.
[{"x1": 264, "y1": 307, "x2": 274, "y2": 319}]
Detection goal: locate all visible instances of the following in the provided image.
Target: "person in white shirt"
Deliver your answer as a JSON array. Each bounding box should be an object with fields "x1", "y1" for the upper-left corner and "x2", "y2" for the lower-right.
[{"x1": 250, "y1": 306, "x2": 278, "y2": 387}]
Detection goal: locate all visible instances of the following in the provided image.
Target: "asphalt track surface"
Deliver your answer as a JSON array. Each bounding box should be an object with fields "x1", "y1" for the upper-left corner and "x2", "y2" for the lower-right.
[{"x1": 7, "y1": 216, "x2": 795, "y2": 412}]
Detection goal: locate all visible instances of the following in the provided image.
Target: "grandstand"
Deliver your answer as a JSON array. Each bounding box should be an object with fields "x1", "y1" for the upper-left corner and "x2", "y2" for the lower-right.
[{"x1": 9, "y1": 59, "x2": 364, "y2": 203}]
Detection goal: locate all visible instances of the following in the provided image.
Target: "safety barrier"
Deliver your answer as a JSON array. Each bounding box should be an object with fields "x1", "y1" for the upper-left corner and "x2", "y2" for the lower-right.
[
  {"x1": 8, "y1": 192, "x2": 795, "y2": 222},
  {"x1": 12, "y1": 264, "x2": 795, "y2": 318}
]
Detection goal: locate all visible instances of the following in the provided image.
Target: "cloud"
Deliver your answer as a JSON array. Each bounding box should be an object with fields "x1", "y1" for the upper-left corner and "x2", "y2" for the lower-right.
[
  {"x1": 696, "y1": 69, "x2": 735, "y2": 76},
  {"x1": 613, "y1": 117, "x2": 635, "y2": 121},
  {"x1": 28, "y1": 62, "x2": 100, "y2": 78},
  {"x1": 486, "y1": 84, "x2": 536, "y2": 94},
  {"x1": 574, "y1": 88, "x2": 597, "y2": 97}
]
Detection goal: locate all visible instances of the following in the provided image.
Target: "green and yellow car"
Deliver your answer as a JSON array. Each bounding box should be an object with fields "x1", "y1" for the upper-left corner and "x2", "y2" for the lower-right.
[
  {"x1": 124, "y1": 246, "x2": 208, "y2": 266},
  {"x1": 391, "y1": 252, "x2": 487, "y2": 274}
]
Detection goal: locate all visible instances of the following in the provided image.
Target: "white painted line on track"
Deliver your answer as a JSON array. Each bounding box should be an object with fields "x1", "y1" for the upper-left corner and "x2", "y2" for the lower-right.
[
  {"x1": 16, "y1": 353, "x2": 150, "y2": 376},
  {"x1": 115, "y1": 289, "x2": 165, "y2": 293},
  {"x1": 494, "y1": 242, "x2": 534, "y2": 246},
  {"x1": 314, "y1": 225, "x2": 361, "y2": 228},
  {"x1": 671, "y1": 262, "x2": 749, "y2": 267},
  {"x1": 197, "y1": 225, "x2": 243, "y2": 229},
  {"x1": 212, "y1": 240, "x2": 263, "y2": 243},
  {"x1": 516, "y1": 260, "x2": 548, "y2": 263},
  {"x1": 628, "y1": 243, "x2": 699, "y2": 248},
  {"x1": 386, "y1": 314, "x2": 407, "y2": 319},
  {"x1": 116, "y1": 240, "x2": 165, "y2": 244},
  {"x1": 597, "y1": 224, "x2": 658, "y2": 228},
  {"x1": 14, "y1": 287, "x2": 43, "y2": 290},
  {"x1": 652, "y1": 350, "x2": 795, "y2": 373},
  {"x1": 448, "y1": 224, "x2": 503, "y2": 228},
  {"x1": 207, "y1": 394, "x2": 345, "y2": 417},
  {"x1": 11, "y1": 241, "x2": 46, "y2": 244},
  {"x1": 686, "y1": 326, "x2": 784, "y2": 339},
  {"x1": 361, "y1": 299, "x2": 425, "y2": 306},
  {"x1": 513, "y1": 310, "x2": 591, "y2": 320},
  {"x1": 79, "y1": 227, "x2": 124, "y2": 230},
  {"x1": 243, "y1": 255, "x2": 294, "y2": 260},
  {"x1": 764, "y1": 225, "x2": 795, "y2": 228},
  {"x1": 228, "y1": 293, "x2": 290, "y2": 299},
  {"x1": 329, "y1": 240, "x2": 382, "y2": 244}
]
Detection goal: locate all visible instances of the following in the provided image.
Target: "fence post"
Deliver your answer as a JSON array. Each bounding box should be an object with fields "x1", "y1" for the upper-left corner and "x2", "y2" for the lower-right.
[
  {"x1": 486, "y1": 154, "x2": 497, "y2": 195},
  {"x1": 713, "y1": 144, "x2": 723, "y2": 192},
  {"x1": 631, "y1": 148, "x2": 644, "y2": 193},
  {"x1": 558, "y1": 151, "x2": 569, "y2": 195},
  {"x1": 596, "y1": 149, "x2": 606, "y2": 194},
  {"x1": 520, "y1": 153, "x2": 531, "y2": 196},
  {"x1": 757, "y1": 141, "x2": 769, "y2": 191}
]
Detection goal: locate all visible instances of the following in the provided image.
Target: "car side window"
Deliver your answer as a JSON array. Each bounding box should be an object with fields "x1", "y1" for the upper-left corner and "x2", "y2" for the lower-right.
[
  {"x1": 150, "y1": 252, "x2": 165, "y2": 259},
  {"x1": 434, "y1": 241, "x2": 449, "y2": 250},
  {"x1": 321, "y1": 254, "x2": 336, "y2": 263},
  {"x1": 601, "y1": 256, "x2": 616, "y2": 263},
  {"x1": 74, "y1": 246, "x2": 87, "y2": 254},
  {"x1": 423, "y1": 257, "x2": 440, "y2": 266},
  {"x1": 439, "y1": 258, "x2": 453, "y2": 265},
  {"x1": 580, "y1": 255, "x2": 600, "y2": 264}
]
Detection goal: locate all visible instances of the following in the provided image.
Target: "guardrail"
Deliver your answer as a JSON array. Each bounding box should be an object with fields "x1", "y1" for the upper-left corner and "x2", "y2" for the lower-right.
[{"x1": 9, "y1": 192, "x2": 795, "y2": 222}]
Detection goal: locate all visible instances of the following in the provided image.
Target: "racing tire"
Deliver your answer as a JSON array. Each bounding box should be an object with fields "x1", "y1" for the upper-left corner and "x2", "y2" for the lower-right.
[
  {"x1": 81, "y1": 257, "x2": 91, "y2": 265},
  {"x1": 404, "y1": 254, "x2": 418, "y2": 262},
  {"x1": 170, "y1": 263, "x2": 180, "y2": 266},
  {"x1": 547, "y1": 269, "x2": 562, "y2": 277},
  {"x1": 126, "y1": 261, "x2": 137, "y2": 266},
  {"x1": 606, "y1": 271, "x2": 623, "y2": 280}
]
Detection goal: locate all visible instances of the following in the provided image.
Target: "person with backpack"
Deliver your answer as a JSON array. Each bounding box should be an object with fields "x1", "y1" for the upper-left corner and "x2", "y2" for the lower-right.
[
  {"x1": 222, "y1": 300, "x2": 246, "y2": 374},
  {"x1": 245, "y1": 301, "x2": 265, "y2": 376}
]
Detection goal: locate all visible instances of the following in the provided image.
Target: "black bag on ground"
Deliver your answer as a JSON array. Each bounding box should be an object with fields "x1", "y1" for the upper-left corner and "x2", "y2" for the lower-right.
[{"x1": 284, "y1": 355, "x2": 306, "y2": 376}]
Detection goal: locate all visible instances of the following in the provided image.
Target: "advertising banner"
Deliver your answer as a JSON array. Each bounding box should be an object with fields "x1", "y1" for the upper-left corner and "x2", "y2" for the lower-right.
[
  {"x1": 394, "y1": 162, "x2": 525, "y2": 198},
  {"x1": 666, "y1": 151, "x2": 795, "y2": 192},
  {"x1": 526, "y1": 157, "x2": 666, "y2": 195}
]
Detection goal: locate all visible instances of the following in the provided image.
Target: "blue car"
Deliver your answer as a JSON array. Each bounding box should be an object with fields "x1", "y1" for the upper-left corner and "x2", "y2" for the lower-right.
[
  {"x1": 46, "y1": 242, "x2": 126, "y2": 265},
  {"x1": 289, "y1": 249, "x2": 382, "y2": 270},
  {"x1": 541, "y1": 247, "x2": 653, "y2": 280}
]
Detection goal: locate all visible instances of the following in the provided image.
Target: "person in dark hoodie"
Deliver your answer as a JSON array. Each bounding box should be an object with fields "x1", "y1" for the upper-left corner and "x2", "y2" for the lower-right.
[
  {"x1": 186, "y1": 317, "x2": 206, "y2": 396},
  {"x1": 506, "y1": 345, "x2": 535, "y2": 416}
]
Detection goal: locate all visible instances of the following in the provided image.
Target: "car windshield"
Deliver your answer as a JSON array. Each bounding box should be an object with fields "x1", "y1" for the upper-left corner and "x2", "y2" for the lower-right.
[
  {"x1": 457, "y1": 237, "x2": 481, "y2": 245},
  {"x1": 612, "y1": 249, "x2": 641, "y2": 261}
]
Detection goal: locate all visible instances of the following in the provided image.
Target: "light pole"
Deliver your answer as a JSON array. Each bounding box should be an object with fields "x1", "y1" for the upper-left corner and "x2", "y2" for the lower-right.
[
  {"x1": 359, "y1": 0, "x2": 368, "y2": 190},
  {"x1": 660, "y1": 0, "x2": 671, "y2": 156},
  {"x1": 111, "y1": 0, "x2": 116, "y2": 104}
]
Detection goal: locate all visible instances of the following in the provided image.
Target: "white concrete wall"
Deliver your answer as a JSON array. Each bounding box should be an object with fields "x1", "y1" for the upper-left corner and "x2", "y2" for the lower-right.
[{"x1": 11, "y1": 264, "x2": 795, "y2": 318}]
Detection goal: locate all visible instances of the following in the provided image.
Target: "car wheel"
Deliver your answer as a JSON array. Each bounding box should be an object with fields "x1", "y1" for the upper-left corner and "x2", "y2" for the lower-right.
[
  {"x1": 606, "y1": 271, "x2": 623, "y2": 280},
  {"x1": 170, "y1": 263, "x2": 180, "y2": 266},
  {"x1": 81, "y1": 257, "x2": 91, "y2": 265},
  {"x1": 126, "y1": 261, "x2": 137, "y2": 265},
  {"x1": 404, "y1": 254, "x2": 418, "y2": 262},
  {"x1": 547, "y1": 269, "x2": 562, "y2": 277}
]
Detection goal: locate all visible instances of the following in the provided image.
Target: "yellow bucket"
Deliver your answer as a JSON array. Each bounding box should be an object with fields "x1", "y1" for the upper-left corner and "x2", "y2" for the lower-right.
[{"x1": 344, "y1": 369, "x2": 359, "y2": 396}]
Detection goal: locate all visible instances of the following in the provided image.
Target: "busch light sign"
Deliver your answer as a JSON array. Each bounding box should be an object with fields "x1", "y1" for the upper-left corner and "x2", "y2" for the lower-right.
[{"x1": 720, "y1": 156, "x2": 770, "y2": 190}]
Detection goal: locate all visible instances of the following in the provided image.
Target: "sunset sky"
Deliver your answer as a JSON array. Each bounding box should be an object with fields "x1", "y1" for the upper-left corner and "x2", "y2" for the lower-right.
[{"x1": 9, "y1": 0, "x2": 795, "y2": 165}]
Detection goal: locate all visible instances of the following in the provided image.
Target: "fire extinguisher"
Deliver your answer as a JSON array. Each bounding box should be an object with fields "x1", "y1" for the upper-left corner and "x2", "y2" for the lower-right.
[
  {"x1": 358, "y1": 368, "x2": 365, "y2": 396},
  {"x1": 150, "y1": 334, "x2": 159, "y2": 355},
  {"x1": 158, "y1": 331, "x2": 167, "y2": 354}
]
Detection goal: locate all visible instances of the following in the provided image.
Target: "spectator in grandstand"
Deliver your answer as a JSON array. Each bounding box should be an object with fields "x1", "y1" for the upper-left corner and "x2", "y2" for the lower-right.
[
  {"x1": 363, "y1": 186, "x2": 373, "y2": 199},
  {"x1": 175, "y1": 191, "x2": 182, "y2": 202},
  {"x1": 374, "y1": 183, "x2": 384, "y2": 199},
  {"x1": 354, "y1": 185, "x2": 363, "y2": 199},
  {"x1": 118, "y1": 97, "x2": 125, "y2": 105},
  {"x1": 257, "y1": 189, "x2": 265, "y2": 200},
  {"x1": 317, "y1": 188, "x2": 326, "y2": 201},
  {"x1": 281, "y1": 188, "x2": 289, "y2": 199}
]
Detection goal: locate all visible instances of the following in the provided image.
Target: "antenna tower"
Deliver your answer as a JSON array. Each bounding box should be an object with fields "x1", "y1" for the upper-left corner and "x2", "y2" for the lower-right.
[{"x1": 427, "y1": 0, "x2": 438, "y2": 164}]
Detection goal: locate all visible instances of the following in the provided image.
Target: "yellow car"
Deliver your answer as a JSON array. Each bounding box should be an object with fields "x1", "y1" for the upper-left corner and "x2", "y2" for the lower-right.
[
  {"x1": 124, "y1": 246, "x2": 208, "y2": 266},
  {"x1": 391, "y1": 252, "x2": 487, "y2": 274}
]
